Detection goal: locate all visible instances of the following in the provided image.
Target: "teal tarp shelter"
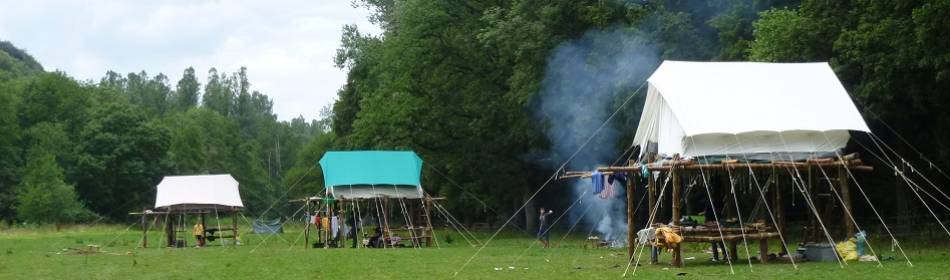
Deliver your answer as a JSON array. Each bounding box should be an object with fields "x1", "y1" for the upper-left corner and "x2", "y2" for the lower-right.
[{"x1": 319, "y1": 151, "x2": 424, "y2": 199}]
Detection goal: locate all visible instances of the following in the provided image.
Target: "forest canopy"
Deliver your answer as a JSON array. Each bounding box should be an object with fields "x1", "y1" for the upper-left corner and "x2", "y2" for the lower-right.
[{"x1": 1, "y1": 0, "x2": 947, "y2": 228}]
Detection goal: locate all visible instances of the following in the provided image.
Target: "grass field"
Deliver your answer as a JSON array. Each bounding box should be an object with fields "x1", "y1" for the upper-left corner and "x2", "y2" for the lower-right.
[{"x1": 1, "y1": 222, "x2": 947, "y2": 279}]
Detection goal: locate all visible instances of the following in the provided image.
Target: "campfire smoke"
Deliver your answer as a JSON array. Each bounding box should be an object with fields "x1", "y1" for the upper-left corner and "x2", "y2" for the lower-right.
[{"x1": 534, "y1": 26, "x2": 659, "y2": 245}]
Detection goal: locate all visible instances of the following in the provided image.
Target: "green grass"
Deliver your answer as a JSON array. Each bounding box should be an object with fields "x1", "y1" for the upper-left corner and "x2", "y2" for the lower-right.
[{"x1": 0, "y1": 223, "x2": 947, "y2": 279}]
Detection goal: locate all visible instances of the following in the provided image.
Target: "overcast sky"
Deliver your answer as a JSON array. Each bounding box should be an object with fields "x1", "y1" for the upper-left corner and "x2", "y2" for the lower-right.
[{"x1": 0, "y1": 0, "x2": 381, "y2": 121}]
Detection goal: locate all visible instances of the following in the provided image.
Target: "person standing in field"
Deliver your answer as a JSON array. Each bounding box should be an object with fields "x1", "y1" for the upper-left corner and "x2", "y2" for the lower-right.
[
  {"x1": 193, "y1": 222, "x2": 205, "y2": 247},
  {"x1": 538, "y1": 208, "x2": 553, "y2": 248}
]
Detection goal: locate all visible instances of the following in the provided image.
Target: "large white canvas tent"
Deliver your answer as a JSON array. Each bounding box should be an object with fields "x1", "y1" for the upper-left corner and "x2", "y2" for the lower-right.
[
  {"x1": 633, "y1": 61, "x2": 870, "y2": 160},
  {"x1": 154, "y1": 174, "x2": 244, "y2": 211}
]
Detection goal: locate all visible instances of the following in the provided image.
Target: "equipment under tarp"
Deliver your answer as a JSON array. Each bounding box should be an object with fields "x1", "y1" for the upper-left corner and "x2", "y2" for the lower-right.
[
  {"x1": 154, "y1": 174, "x2": 244, "y2": 211},
  {"x1": 633, "y1": 61, "x2": 870, "y2": 160},
  {"x1": 253, "y1": 218, "x2": 284, "y2": 234},
  {"x1": 319, "y1": 151, "x2": 424, "y2": 199}
]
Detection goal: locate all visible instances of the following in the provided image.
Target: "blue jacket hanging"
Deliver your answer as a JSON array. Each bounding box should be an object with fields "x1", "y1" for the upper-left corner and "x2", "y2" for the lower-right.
[
  {"x1": 591, "y1": 171, "x2": 604, "y2": 195},
  {"x1": 607, "y1": 173, "x2": 627, "y2": 187}
]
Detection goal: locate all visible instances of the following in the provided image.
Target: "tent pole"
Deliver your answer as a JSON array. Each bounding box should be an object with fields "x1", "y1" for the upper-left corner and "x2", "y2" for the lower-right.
[
  {"x1": 772, "y1": 167, "x2": 787, "y2": 255},
  {"x1": 142, "y1": 209, "x2": 148, "y2": 248},
  {"x1": 231, "y1": 209, "x2": 237, "y2": 246},
  {"x1": 647, "y1": 154, "x2": 658, "y2": 264},
  {"x1": 185, "y1": 212, "x2": 189, "y2": 247},
  {"x1": 382, "y1": 197, "x2": 392, "y2": 249},
  {"x1": 165, "y1": 213, "x2": 172, "y2": 247},
  {"x1": 807, "y1": 166, "x2": 817, "y2": 242},
  {"x1": 200, "y1": 212, "x2": 206, "y2": 247},
  {"x1": 424, "y1": 196, "x2": 436, "y2": 248},
  {"x1": 626, "y1": 159, "x2": 637, "y2": 260},
  {"x1": 342, "y1": 201, "x2": 348, "y2": 248},
  {"x1": 305, "y1": 201, "x2": 310, "y2": 248},
  {"x1": 671, "y1": 154, "x2": 682, "y2": 268},
  {"x1": 839, "y1": 166, "x2": 855, "y2": 237}
]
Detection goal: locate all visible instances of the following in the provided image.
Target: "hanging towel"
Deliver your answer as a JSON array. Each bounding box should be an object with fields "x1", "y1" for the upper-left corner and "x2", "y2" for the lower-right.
[
  {"x1": 331, "y1": 215, "x2": 340, "y2": 239},
  {"x1": 591, "y1": 171, "x2": 604, "y2": 195},
  {"x1": 636, "y1": 227, "x2": 656, "y2": 245},
  {"x1": 599, "y1": 173, "x2": 626, "y2": 199},
  {"x1": 600, "y1": 180, "x2": 612, "y2": 199}
]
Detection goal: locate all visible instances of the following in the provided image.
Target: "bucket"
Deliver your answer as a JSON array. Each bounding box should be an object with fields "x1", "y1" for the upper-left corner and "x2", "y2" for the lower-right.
[{"x1": 801, "y1": 243, "x2": 838, "y2": 262}]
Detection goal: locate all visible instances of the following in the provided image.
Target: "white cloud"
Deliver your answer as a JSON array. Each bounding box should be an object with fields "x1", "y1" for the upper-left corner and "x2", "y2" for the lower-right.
[{"x1": 0, "y1": 0, "x2": 381, "y2": 121}]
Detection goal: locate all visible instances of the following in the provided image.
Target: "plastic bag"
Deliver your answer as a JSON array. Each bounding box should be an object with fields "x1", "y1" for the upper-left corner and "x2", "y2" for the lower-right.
[{"x1": 835, "y1": 238, "x2": 859, "y2": 261}]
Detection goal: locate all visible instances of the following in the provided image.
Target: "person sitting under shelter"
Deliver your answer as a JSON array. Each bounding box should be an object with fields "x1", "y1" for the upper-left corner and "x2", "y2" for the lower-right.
[{"x1": 368, "y1": 226, "x2": 383, "y2": 248}]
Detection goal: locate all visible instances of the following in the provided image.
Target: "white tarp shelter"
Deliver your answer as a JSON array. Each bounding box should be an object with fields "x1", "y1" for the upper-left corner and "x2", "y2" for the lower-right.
[
  {"x1": 154, "y1": 174, "x2": 244, "y2": 211},
  {"x1": 633, "y1": 61, "x2": 870, "y2": 160}
]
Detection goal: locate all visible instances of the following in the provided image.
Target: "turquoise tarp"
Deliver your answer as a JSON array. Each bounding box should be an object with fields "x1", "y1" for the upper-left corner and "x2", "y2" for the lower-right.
[{"x1": 319, "y1": 151, "x2": 423, "y2": 188}]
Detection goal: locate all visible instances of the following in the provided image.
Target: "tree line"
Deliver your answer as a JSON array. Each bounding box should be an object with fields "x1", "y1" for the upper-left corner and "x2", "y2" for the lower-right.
[
  {"x1": 1, "y1": 0, "x2": 948, "y2": 228},
  {"x1": 0, "y1": 41, "x2": 329, "y2": 225}
]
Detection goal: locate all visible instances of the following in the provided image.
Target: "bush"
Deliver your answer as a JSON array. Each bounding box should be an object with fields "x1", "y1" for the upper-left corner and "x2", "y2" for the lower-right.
[{"x1": 15, "y1": 152, "x2": 96, "y2": 227}]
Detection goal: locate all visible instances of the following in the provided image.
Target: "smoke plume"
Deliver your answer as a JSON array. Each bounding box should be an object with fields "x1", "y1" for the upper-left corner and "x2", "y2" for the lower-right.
[{"x1": 535, "y1": 26, "x2": 659, "y2": 243}]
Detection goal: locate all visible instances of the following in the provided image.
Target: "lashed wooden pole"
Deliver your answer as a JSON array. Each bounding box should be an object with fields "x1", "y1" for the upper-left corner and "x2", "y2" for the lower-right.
[
  {"x1": 840, "y1": 166, "x2": 855, "y2": 237},
  {"x1": 141, "y1": 209, "x2": 148, "y2": 248},
  {"x1": 671, "y1": 154, "x2": 682, "y2": 267},
  {"x1": 647, "y1": 154, "x2": 658, "y2": 264},
  {"x1": 626, "y1": 159, "x2": 636, "y2": 260}
]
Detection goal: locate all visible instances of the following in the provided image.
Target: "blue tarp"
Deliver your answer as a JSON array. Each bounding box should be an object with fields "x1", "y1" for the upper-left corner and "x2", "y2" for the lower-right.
[
  {"x1": 252, "y1": 218, "x2": 283, "y2": 234},
  {"x1": 319, "y1": 150, "x2": 423, "y2": 193}
]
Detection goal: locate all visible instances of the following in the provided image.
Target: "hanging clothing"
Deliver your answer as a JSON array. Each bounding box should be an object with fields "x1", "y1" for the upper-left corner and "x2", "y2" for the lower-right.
[
  {"x1": 192, "y1": 223, "x2": 205, "y2": 236},
  {"x1": 331, "y1": 215, "x2": 340, "y2": 239},
  {"x1": 636, "y1": 227, "x2": 656, "y2": 245},
  {"x1": 591, "y1": 171, "x2": 604, "y2": 194},
  {"x1": 609, "y1": 172, "x2": 627, "y2": 187},
  {"x1": 599, "y1": 181, "x2": 613, "y2": 199}
]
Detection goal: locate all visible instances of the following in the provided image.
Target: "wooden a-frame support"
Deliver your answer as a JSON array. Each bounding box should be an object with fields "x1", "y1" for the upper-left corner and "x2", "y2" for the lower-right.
[{"x1": 611, "y1": 153, "x2": 868, "y2": 267}]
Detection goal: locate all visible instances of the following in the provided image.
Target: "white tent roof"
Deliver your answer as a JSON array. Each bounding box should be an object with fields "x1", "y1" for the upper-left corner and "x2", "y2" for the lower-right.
[
  {"x1": 633, "y1": 61, "x2": 870, "y2": 159},
  {"x1": 154, "y1": 174, "x2": 244, "y2": 211}
]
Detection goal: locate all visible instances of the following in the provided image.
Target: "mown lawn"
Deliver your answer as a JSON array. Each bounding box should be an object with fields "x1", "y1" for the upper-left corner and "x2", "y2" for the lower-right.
[{"x1": 0, "y1": 223, "x2": 947, "y2": 279}]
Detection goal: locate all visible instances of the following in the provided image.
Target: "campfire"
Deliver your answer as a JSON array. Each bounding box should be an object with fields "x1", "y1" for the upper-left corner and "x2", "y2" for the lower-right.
[{"x1": 588, "y1": 235, "x2": 625, "y2": 248}]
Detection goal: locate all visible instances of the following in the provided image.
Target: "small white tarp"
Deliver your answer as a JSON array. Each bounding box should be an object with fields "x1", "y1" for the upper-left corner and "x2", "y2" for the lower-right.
[
  {"x1": 633, "y1": 61, "x2": 870, "y2": 159},
  {"x1": 154, "y1": 174, "x2": 244, "y2": 211}
]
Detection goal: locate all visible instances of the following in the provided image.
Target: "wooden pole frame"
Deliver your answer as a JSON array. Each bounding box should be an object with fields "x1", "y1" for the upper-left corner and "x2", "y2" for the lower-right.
[
  {"x1": 556, "y1": 154, "x2": 872, "y2": 266},
  {"x1": 671, "y1": 154, "x2": 682, "y2": 267},
  {"x1": 141, "y1": 208, "x2": 148, "y2": 248},
  {"x1": 647, "y1": 154, "x2": 658, "y2": 264},
  {"x1": 626, "y1": 161, "x2": 636, "y2": 259},
  {"x1": 305, "y1": 201, "x2": 311, "y2": 248},
  {"x1": 839, "y1": 166, "x2": 855, "y2": 237}
]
